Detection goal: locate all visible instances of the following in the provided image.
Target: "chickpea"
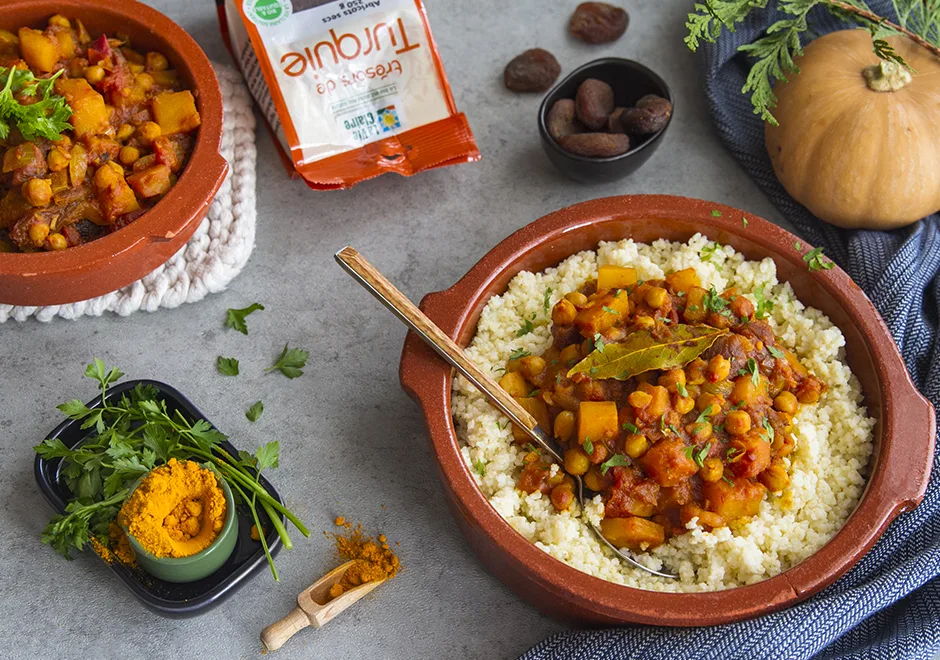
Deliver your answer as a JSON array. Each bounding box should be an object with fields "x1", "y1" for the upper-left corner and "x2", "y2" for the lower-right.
[
  {"x1": 797, "y1": 387, "x2": 821, "y2": 405},
  {"x1": 22, "y1": 178, "x2": 52, "y2": 207},
  {"x1": 759, "y1": 463, "x2": 790, "y2": 492},
  {"x1": 559, "y1": 344, "x2": 580, "y2": 366},
  {"x1": 47, "y1": 148, "x2": 70, "y2": 172},
  {"x1": 552, "y1": 299, "x2": 577, "y2": 325},
  {"x1": 634, "y1": 315, "x2": 655, "y2": 329},
  {"x1": 730, "y1": 376, "x2": 758, "y2": 406},
  {"x1": 550, "y1": 484, "x2": 574, "y2": 511},
  {"x1": 553, "y1": 411, "x2": 576, "y2": 443},
  {"x1": 84, "y1": 65, "x2": 105, "y2": 84},
  {"x1": 28, "y1": 222, "x2": 50, "y2": 246},
  {"x1": 725, "y1": 410, "x2": 752, "y2": 435},
  {"x1": 119, "y1": 146, "x2": 141, "y2": 166},
  {"x1": 0, "y1": 30, "x2": 16, "y2": 46},
  {"x1": 48, "y1": 15, "x2": 71, "y2": 28},
  {"x1": 696, "y1": 392, "x2": 724, "y2": 413},
  {"x1": 46, "y1": 233, "x2": 68, "y2": 251},
  {"x1": 136, "y1": 121, "x2": 162, "y2": 147},
  {"x1": 774, "y1": 391, "x2": 799, "y2": 414},
  {"x1": 690, "y1": 422, "x2": 713, "y2": 442},
  {"x1": 658, "y1": 368, "x2": 686, "y2": 393},
  {"x1": 564, "y1": 291, "x2": 588, "y2": 306},
  {"x1": 644, "y1": 286, "x2": 668, "y2": 309},
  {"x1": 116, "y1": 123, "x2": 135, "y2": 141},
  {"x1": 675, "y1": 396, "x2": 695, "y2": 415},
  {"x1": 564, "y1": 447, "x2": 590, "y2": 476},
  {"x1": 624, "y1": 433, "x2": 649, "y2": 459},
  {"x1": 146, "y1": 51, "x2": 170, "y2": 71},
  {"x1": 700, "y1": 457, "x2": 723, "y2": 482},
  {"x1": 498, "y1": 371, "x2": 528, "y2": 398},
  {"x1": 680, "y1": 503, "x2": 725, "y2": 529},
  {"x1": 706, "y1": 355, "x2": 731, "y2": 383},
  {"x1": 583, "y1": 467, "x2": 610, "y2": 492},
  {"x1": 686, "y1": 358, "x2": 706, "y2": 385},
  {"x1": 628, "y1": 390, "x2": 652, "y2": 409},
  {"x1": 135, "y1": 73, "x2": 155, "y2": 92}
]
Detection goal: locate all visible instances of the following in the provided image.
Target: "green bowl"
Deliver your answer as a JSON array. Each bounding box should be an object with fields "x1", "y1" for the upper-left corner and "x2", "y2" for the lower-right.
[{"x1": 125, "y1": 465, "x2": 238, "y2": 583}]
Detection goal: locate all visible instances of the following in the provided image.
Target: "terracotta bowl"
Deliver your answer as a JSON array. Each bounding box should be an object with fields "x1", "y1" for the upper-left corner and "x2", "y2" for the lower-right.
[
  {"x1": 0, "y1": 0, "x2": 227, "y2": 306},
  {"x1": 398, "y1": 194, "x2": 935, "y2": 626}
]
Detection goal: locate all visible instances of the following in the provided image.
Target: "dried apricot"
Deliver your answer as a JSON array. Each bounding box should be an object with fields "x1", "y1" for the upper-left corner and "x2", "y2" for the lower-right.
[
  {"x1": 569, "y1": 3, "x2": 628, "y2": 44},
  {"x1": 557, "y1": 133, "x2": 629, "y2": 158},
  {"x1": 620, "y1": 95, "x2": 672, "y2": 135},
  {"x1": 547, "y1": 99, "x2": 584, "y2": 140},
  {"x1": 504, "y1": 49, "x2": 561, "y2": 92},
  {"x1": 575, "y1": 78, "x2": 615, "y2": 131}
]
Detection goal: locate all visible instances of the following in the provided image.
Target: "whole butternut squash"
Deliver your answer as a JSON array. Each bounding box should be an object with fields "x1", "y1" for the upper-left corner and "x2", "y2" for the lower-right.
[{"x1": 765, "y1": 30, "x2": 940, "y2": 229}]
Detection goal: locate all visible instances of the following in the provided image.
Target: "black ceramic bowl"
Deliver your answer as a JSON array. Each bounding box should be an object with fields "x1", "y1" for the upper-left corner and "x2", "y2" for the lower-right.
[{"x1": 537, "y1": 58, "x2": 673, "y2": 183}]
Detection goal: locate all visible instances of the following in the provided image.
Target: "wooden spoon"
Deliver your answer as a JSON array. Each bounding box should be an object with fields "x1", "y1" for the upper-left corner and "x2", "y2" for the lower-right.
[
  {"x1": 334, "y1": 246, "x2": 676, "y2": 579},
  {"x1": 261, "y1": 560, "x2": 385, "y2": 651}
]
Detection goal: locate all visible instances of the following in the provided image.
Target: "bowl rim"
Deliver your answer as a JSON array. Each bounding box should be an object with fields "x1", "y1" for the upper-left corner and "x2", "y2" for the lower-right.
[
  {"x1": 124, "y1": 462, "x2": 238, "y2": 567},
  {"x1": 537, "y1": 57, "x2": 674, "y2": 164},
  {"x1": 0, "y1": 0, "x2": 228, "y2": 302},
  {"x1": 398, "y1": 194, "x2": 935, "y2": 626}
]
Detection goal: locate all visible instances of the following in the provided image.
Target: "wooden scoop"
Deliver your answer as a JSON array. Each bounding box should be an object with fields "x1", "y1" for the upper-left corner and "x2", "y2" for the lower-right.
[{"x1": 261, "y1": 560, "x2": 385, "y2": 652}]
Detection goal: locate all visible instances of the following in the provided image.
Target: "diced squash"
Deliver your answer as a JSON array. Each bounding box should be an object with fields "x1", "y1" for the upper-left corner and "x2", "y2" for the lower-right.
[
  {"x1": 665, "y1": 267, "x2": 701, "y2": 293},
  {"x1": 600, "y1": 516, "x2": 665, "y2": 550},
  {"x1": 702, "y1": 478, "x2": 765, "y2": 520},
  {"x1": 151, "y1": 90, "x2": 201, "y2": 135},
  {"x1": 727, "y1": 430, "x2": 772, "y2": 479},
  {"x1": 18, "y1": 27, "x2": 58, "y2": 73},
  {"x1": 55, "y1": 78, "x2": 110, "y2": 137},
  {"x1": 152, "y1": 136, "x2": 187, "y2": 172},
  {"x1": 48, "y1": 26, "x2": 76, "y2": 59},
  {"x1": 574, "y1": 289, "x2": 631, "y2": 337},
  {"x1": 597, "y1": 265, "x2": 637, "y2": 291},
  {"x1": 638, "y1": 438, "x2": 699, "y2": 487},
  {"x1": 94, "y1": 162, "x2": 140, "y2": 221},
  {"x1": 683, "y1": 286, "x2": 708, "y2": 323},
  {"x1": 511, "y1": 395, "x2": 551, "y2": 443},
  {"x1": 577, "y1": 401, "x2": 618, "y2": 448}
]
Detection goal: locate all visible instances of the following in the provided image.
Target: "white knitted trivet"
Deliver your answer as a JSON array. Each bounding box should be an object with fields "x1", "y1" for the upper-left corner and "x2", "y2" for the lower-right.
[{"x1": 0, "y1": 62, "x2": 257, "y2": 323}]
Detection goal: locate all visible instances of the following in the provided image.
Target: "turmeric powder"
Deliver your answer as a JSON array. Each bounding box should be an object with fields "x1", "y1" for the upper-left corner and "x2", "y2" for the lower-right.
[
  {"x1": 118, "y1": 458, "x2": 227, "y2": 558},
  {"x1": 326, "y1": 522, "x2": 400, "y2": 601}
]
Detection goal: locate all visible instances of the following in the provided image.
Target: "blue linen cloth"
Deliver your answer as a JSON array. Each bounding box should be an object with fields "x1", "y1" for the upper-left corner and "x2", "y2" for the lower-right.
[{"x1": 521, "y1": 3, "x2": 940, "y2": 659}]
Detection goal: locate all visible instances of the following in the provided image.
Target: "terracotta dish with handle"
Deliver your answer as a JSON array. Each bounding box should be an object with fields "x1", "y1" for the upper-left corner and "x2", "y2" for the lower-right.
[
  {"x1": 398, "y1": 194, "x2": 935, "y2": 626},
  {"x1": 0, "y1": 0, "x2": 227, "y2": 306}
]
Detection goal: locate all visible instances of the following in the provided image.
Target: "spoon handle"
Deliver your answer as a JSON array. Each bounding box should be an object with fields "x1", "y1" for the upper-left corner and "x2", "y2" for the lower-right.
[
  {"x1": 261, "y1": 607, "x2": 309, "y2": 652},
  {"x1": 335, "y1": 246, "x2": 542, "y2": 438}
]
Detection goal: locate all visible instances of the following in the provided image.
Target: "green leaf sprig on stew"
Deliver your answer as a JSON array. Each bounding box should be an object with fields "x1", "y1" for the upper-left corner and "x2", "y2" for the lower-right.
[{"x1": 0, "y1": 66, "x2": 72, "y2": 141}]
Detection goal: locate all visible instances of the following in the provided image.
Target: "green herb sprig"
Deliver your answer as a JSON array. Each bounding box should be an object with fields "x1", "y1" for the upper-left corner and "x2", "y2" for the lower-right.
[
  {"x1": 265, "y1": 344, "x2": 309, "y2": 378},
  {"x1": 0, "y1": 66, "x2": 72, "y2": 141}
]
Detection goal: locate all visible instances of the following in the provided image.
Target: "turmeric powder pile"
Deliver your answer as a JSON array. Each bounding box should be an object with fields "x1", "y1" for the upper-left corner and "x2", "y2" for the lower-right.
[
  {"x1": 326, "y1": 520, "x2": 400, "y2": 601},
  {"x1": 118, "y1": 459, "x2": 227, "y2": 559}
]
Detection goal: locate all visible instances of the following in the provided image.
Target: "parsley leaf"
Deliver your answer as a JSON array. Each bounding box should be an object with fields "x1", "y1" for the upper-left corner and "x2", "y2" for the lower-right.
[
  {"x1": 699, "y1": 243, "x2": 719, "y2": 261},
  {"x1": 710, "y1": 209, "x2": 722, "y2": 217},
  {"x1": 246, "y1": 401, "x2": 264, "y2": 422},
  {"x1": 543, "y1": 288, "x2": 553, "y2": 314},
  {"x1": 600, "y1": 454, "x2": 630, "y2": 475},
  {"x1": 695, "y1": 405, "x2": 715, "y2": 424},
  {"x1": 583, "y1": 437, "x2": 594, "y2": 455},
  {"x1": 225, "y1": 303, "x2": 265, "y2": 335},
  {"x1": 473, "y1": 459, "x2": 486, "y2": 477},
  {"x1": 602, "y1": 305, "x2": 618, "y2": 315},
  {"x1": 739, "y1": 357, "x2": 760, "y2": 386},
  {"x1": 516, "y1": 314, "x2": 537, "y2": 337},
  {"x1": 255, "y1": 441, "x2": 280, "y2": 470},
  {"x1": 217, "y1": 356, "x2": 240, "y2": 376},
  {"x1": 768, "y1": 345, "x2": 785, "y2": 359},
  {"x1": 676, "y1": 382, "x2": 689, "y2": 398},
  {"x1": 703, "y1": 286, "x2": 731, "y2": 317},
  {"x1": 803, "y1": 247, "x2": 834, "y2": 273},
  {"x1": 622, "y1": 422, "x2": 639, "y2": 434},
  {"x1": 0, "y1": 66, "x2": 72, "y2": 141},
  {"x1": 265, "y1": 344, "x2": 309, "y2": 379},
  {"x1": 508, "y1": 348, "x2": 531, "y2": 361},
  {"x1": 693, "y1": 443, "x2": 711, "y2": 468},
  {"x1": 742, "y1": 217, "x2": 748, "y2": 228},
  {"x1": 761, "y1": 417, "x2": 775, "y2": 442},
  {"x1": 753, "y1": 284, "x2": 774, "y2": 320},
  {"x1": 593, "y1": 333, "x2": 606, "y2": 353}
]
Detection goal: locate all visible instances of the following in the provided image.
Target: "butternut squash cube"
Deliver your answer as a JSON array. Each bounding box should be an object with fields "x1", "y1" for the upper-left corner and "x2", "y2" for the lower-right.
[
  {"x1": 702, "y1": 478, "x2": 766, "y2": 520},
  {"x1": 55, "y1": 78, "x2": 110, "y2": 137},
  {"x1": 600, "y1": 516, "x2": 665, "y2": 550},
  {"x1": 638, "y1": 438, "x2": 698, "y2": 487},
  {"x1": 597, "y1": 265, "x2": 637, "y2": 291},
  {"x1": 127, "y1": 164, "x2": 172, "y2": 198},
  {"x1": 152, "y1": 90, "x2": 201, "y2": 135},
  {"x1": 577, "y1": 401, "x2": 619, "y2": 447},
  {"x1": 18, "y1": 27, "x2": 58, "y2": 73},
  {"x1": 574, "y1": 289, "x2": 630, "y2": 337},
  {"x1": 94, "y1": 162, "x2": 140, "y2": 221},
  {"x1": 665, "y1": 267, "x2": 701, "y2": 293}
]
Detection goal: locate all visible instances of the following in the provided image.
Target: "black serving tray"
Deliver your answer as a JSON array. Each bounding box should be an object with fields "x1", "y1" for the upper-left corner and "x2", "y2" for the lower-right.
[{"x1": 34, "y1": 380, "x2": 285, "y2": 618}]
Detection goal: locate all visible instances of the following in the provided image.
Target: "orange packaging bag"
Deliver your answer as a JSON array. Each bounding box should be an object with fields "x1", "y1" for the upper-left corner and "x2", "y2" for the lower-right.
[{"x1": 218, "y1": 0, "x2": 480, "y2": 189}]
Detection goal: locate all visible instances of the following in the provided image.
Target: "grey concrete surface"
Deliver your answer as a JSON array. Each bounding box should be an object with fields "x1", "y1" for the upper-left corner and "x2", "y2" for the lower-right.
[{"x1": 0, "y1": 2, "x2": 791, "y2": 659}]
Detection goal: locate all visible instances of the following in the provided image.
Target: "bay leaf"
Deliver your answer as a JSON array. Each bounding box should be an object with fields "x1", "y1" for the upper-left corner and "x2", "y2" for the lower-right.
[{"x1": 567, "y1": 324, "x2": 728, "y2": 380}]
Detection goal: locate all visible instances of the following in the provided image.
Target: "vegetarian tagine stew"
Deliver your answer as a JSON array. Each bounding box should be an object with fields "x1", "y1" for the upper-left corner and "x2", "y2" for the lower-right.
[
  {"x1": 0, "y1": 15, "x2": 200, "y2": 253},
  {"x1": 497, "y1": 265, "x2": 827, "y2": 551}
]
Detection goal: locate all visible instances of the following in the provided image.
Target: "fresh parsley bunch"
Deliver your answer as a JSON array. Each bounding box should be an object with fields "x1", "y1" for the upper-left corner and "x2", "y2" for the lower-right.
[
  {"x1": 35, "y1": 359, "x2": 309, "y2": 581},
  {"x1": 0, "y1": 66, "x2": 72, "y2": 141}
]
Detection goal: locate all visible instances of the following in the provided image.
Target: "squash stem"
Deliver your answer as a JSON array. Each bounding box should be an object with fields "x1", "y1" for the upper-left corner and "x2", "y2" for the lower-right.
[{"x1": 863, "y1": 60, "x2": 912, "y2": 92}]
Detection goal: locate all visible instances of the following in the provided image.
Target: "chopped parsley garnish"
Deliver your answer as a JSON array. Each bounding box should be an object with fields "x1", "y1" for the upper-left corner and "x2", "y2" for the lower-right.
[
  {"x1": 794, "y1": 241, "x2": 802, "y2": 251},
  {"x1": 600, "y1": 454, "x2": 630, "y2": 475},
  {"x1": 543, "y1": 287, "x2": 553, "y2": 314},
  {"x1": 497, "y1": 420, "x2": 509, "y2": 430},
  {"x1": 803, "y1": 247, "x2": 834, "y2": 273},
  {"x1": 622, "y1": 422, "x2": 639, "y2": 434},
  {"x1": 768, "y1": 346, "x2": 785, "y2": 359},
  {"x1": 225, "y1": 303, "x2": 265, "y2": 334},
  {"x1": 710, "y1": 209, "x2": 722, "y2": 217},
  {"x1": 515, "y1": 314, "x2": 537, "y2": 337},
  {"x1": 473, "y1": 460, "x2": 486, "y2": 477},
  {"x1": 695, "y1": 405, "x2": 715, "y2": 424},
  {"x1": 602, "y1": 305, "x2": 618, "y2": 315},
  {"x1": 523, "y1": 443, "x2": 540, "y2": 454},
  {"x1": 582, "y1": 437, "x2": 594, "y2": 455},
  {"x1": 0, "y1": 66, "x2": 72, "y2": 141},
  {"x1": 753, "y1": 284, "x2": 774, "y2": 320},
  {"x1": 761, "y1": 417, "x2": 775, "y2": 441},
  {"x1": 659, "y1": 415, "x2": 666, "y2": 432},
  {"x1": 683, "y1": 446, "x2": 694, "y2": 460},
  {"x1": 693, "y1": 443, "x2": 711, "y2": 468},
  {"x1": 668, "y1": 424, "x2": 681, "y2": 436},
  {"x1": 723, "y1": 475, "x2": 735, "y2": 487},
  {"x1": 245, "y1": 401, "x2": 264, "y2": 422},
  {"x1": 703, "y1": 286, "x2": 732, "y2": 317},
  {"x1": 742, "y1": 217, "x2": 748, "y2": 228},
  {"x1": 264, "y1": 344, "x2": 309, "y2": 379},
  {"x1": 699, "y1": 243, "x2": 719, "y2": 261},
  {"x1": 739, "y1": 358, "x2": 760, "y2": 386},
  {"x1": 556, "y1": 372, "x2": 563, "y2": 385},
  {"x1": 676, "y1": 382, "x2": 689, "y2": 398},
  {"x1": 687, "y1": 304, "x2": 700, "y2": 312},
  {"x1": 527, "y1": 388, "x2": 540, "y2": 398},
  {"x1": 593, "y1": 333, "x2": 606, "y2": 353},
  {"x1": 508, "y1": 348, "x2": 531, "y2": 361},
  {"x1": 217, "y1": 356, "x2": 239, "y2": 376}
]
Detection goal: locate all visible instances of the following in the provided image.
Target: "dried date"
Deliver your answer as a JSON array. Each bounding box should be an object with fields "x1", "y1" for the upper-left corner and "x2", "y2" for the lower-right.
[
  {"x1": 504, "y1": 49, "x2": 561, "y2": 92},
  {"x1": 575, "y1": 78, "x2": 615, "y2": 131},
  {"x1": 547, "y1": 99, "x2": 584, "y2": 139},
  {"x1": 607, "y1": 107, "x2": 627, "y2": 134},
  {"x1": 557, "y1": 133, "x2": 630, "y2": 158},
  {"x1": 619, "y1": 94, "x2": 672, "y2": 135},
  {"x1": 569, "y1": 3, "x2": 628, "y2": 44}
]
